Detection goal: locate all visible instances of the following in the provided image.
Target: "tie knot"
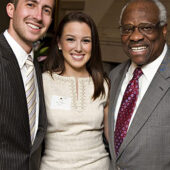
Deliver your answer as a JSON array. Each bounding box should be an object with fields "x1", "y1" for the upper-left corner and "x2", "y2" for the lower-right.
[
  {"x1": 133, "y1": 67, "x2": 143, "y2": 80},
  {"x1": 26, "y1": 55, "x2": 33, "y2": 66}
]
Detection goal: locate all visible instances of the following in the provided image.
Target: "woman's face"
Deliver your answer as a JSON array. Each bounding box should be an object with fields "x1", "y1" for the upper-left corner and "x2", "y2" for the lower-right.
[{"x1": 58, "y1": 21, "x2": 92, "y2": 76}]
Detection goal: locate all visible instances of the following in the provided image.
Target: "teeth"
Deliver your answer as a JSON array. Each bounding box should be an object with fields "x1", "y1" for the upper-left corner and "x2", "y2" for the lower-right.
[
  {"x1": 28, "y1": 23, "x2": 40, "y2": 29},
  {"x1": 131, "y1": 46, "x2": 147, "y2": 51},
  {"x1": 72, "y1": 55, "x2": 83, "y2": 59}
]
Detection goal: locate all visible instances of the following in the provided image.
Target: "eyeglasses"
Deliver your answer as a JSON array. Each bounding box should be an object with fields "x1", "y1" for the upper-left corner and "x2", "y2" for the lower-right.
[{"x1": 119, "y1": 22, "x2": 161, "y2": 36}]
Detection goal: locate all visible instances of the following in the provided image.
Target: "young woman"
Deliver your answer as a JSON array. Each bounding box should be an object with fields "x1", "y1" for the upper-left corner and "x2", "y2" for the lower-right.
[{"x1": 40, "y1": 11, "x2": 110, "y2": 170}]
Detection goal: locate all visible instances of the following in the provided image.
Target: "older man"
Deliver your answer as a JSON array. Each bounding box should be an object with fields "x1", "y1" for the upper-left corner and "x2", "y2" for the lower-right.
[{"x1": 108, "y1": 0, "x2": 170, "y2": 169}]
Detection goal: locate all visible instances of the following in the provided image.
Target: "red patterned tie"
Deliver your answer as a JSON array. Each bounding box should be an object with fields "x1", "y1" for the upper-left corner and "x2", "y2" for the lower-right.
[{"x1": 114, "y1": 67, "x2": 143, "y2": 156}]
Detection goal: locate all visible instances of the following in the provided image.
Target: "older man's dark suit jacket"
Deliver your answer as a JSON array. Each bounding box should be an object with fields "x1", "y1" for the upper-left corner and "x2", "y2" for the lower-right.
[
  {"x1": 0, "y1": 33, "x2": 47, "y2": 170},
  {"x1": 108, "y1": 48, "x2": 170, "y2": 170}
]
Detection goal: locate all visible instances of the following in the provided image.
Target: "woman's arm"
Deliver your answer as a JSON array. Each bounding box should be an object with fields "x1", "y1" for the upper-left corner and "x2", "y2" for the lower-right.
[{"x1": 104, "y1": 103, "x2": 109, "y2": 141}]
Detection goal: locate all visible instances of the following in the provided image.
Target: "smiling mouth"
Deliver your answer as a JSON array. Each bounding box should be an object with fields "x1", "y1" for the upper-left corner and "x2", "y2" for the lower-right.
[
  {"x1": 131, "y1": 46, "x2": 147, "y2": 52},
  {"x1": 71, "y1": 54, "x2": 85, "y2": 59},
  {"x1": 27, "y1": 23, "x2": 41, "y2": 30}
]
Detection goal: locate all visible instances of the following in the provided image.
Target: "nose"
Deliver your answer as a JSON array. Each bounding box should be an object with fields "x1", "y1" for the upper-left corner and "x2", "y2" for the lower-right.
[
  {"x1": 129, "y1": 27, "x2": 144, "y2": 42},
  {"x1": 75, "y1": 41, "x2": 82, "y2": 52},
  {"x1": 34, "y1": 8, "x2": 42, "y2": 21}
]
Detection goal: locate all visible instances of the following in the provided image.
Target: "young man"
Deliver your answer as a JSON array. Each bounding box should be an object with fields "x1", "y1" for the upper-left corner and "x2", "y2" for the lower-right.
[
  {"x1": 108, "y1": 0, "x2": 170, "y2": 169},
  {"x1": 0, "y1": 0, "x2": 55, "y2": 169}
]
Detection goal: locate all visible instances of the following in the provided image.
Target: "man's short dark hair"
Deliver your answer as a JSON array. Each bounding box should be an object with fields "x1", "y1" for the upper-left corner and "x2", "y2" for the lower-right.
[
  {"x1": 9, "y1": 0, "x2": 18, "y2": 7},
  {"x1": 9, "y1": 0, "x2": 17, "y2": 3}
]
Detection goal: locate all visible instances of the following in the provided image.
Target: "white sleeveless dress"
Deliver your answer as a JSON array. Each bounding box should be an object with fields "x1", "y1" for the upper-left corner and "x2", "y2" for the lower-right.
[{"x1": 40, "y1": 72, "x2": 110, "y2": 170}]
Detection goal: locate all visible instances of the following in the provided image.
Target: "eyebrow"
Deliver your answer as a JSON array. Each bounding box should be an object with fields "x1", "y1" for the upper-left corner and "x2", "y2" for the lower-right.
[
  {"x1": 43, "y1": 5, "x2": 53, "y2": 11},
  {"x1": 65, "y1": 34, "x2": 91, "y2": 38},
  {"x1": 26, "y1": 0, "x2": 37, "y2": 3}
]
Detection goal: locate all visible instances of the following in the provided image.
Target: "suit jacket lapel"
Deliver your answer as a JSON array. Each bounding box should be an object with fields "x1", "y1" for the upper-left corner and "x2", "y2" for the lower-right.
[
  {"x1": 117, "y1": 50, "x2": 170, "y2": 159},
  {"x1": 31, "y1": 59, "x2": 47, "y2": 151},
  {"x1": 0, "y1": 34, "x2": 30, "y2": 140},
  {"x1": 109, "y1": 61, "x2": 131, "y2": 159},
  {"x1": 0, "y1": 33, "x2": 47, "y2": 151}
]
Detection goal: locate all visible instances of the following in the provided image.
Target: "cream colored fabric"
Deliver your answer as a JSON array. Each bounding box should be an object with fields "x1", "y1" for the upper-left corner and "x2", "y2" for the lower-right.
[{"x1": 40, "y1": 72, "x2": 110, "y2": 170}]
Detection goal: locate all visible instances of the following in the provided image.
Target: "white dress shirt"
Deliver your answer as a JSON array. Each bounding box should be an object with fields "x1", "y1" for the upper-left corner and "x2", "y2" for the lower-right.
[
  {"x1": 114, "y1": 44, "x2": 168, "y2": 129},
  {"x1": 4, "y1": 30, "x2": 39, "y2": 140}
]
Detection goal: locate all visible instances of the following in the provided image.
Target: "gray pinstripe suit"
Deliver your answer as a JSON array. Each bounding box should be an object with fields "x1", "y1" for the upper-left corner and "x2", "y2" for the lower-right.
[{"x1": 0, "y1": 33, "x2": 47, "y2": 170}]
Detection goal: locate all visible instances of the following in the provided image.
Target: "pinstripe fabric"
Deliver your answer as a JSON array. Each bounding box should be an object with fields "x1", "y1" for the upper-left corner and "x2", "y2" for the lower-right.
[
  {"x1": 0, "y1": 33, "x2": 47, "y2": 170},
  {"x1": 25, "y1": 55, "x2": 36, "y2": 144}
]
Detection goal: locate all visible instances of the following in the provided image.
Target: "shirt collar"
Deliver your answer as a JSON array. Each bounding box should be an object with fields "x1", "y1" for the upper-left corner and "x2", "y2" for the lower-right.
[
  {"x1": 130, "y1": 44, "x2": 168, "y2": 81},
  {"x1": 3, "y1": 30, "x2": 34, "y2": 69}
]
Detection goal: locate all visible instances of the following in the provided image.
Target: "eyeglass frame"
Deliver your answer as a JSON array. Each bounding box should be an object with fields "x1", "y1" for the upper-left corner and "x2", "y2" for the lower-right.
[{"x1": 119, "y1": 21, "x2": 164, "y2": 36}]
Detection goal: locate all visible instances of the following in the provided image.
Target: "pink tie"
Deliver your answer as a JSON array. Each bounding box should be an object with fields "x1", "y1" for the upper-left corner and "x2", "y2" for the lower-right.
[{"x1": 114, "y1": 67, "x2": 143, "y2": 155}]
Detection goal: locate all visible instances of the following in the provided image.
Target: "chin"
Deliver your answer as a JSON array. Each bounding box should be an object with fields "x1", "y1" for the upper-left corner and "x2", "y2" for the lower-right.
[
  {"x1": 133, "y1": 60, "x2": 147, "y2": 66},
  {"x1": 130, "y1": 55, "x2": 149, "y2": 66}
]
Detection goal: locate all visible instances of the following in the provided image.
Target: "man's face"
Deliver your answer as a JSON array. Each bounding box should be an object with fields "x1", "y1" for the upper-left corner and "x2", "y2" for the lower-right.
[
  {"x1": 7, "y1": 0, "x2": 54, "y2": 52},
  {"x1": 121, "y1": 1, "x2": 167, "y2": 66}
]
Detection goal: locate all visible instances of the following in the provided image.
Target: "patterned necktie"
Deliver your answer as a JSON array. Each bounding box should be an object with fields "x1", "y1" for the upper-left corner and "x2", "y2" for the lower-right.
[
  {"x1": 114, "y1": 67, "x2": 143, "y2": 156},
  {"x1": 25, "y1": 55, "x2": 36, "y2": 144}
]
